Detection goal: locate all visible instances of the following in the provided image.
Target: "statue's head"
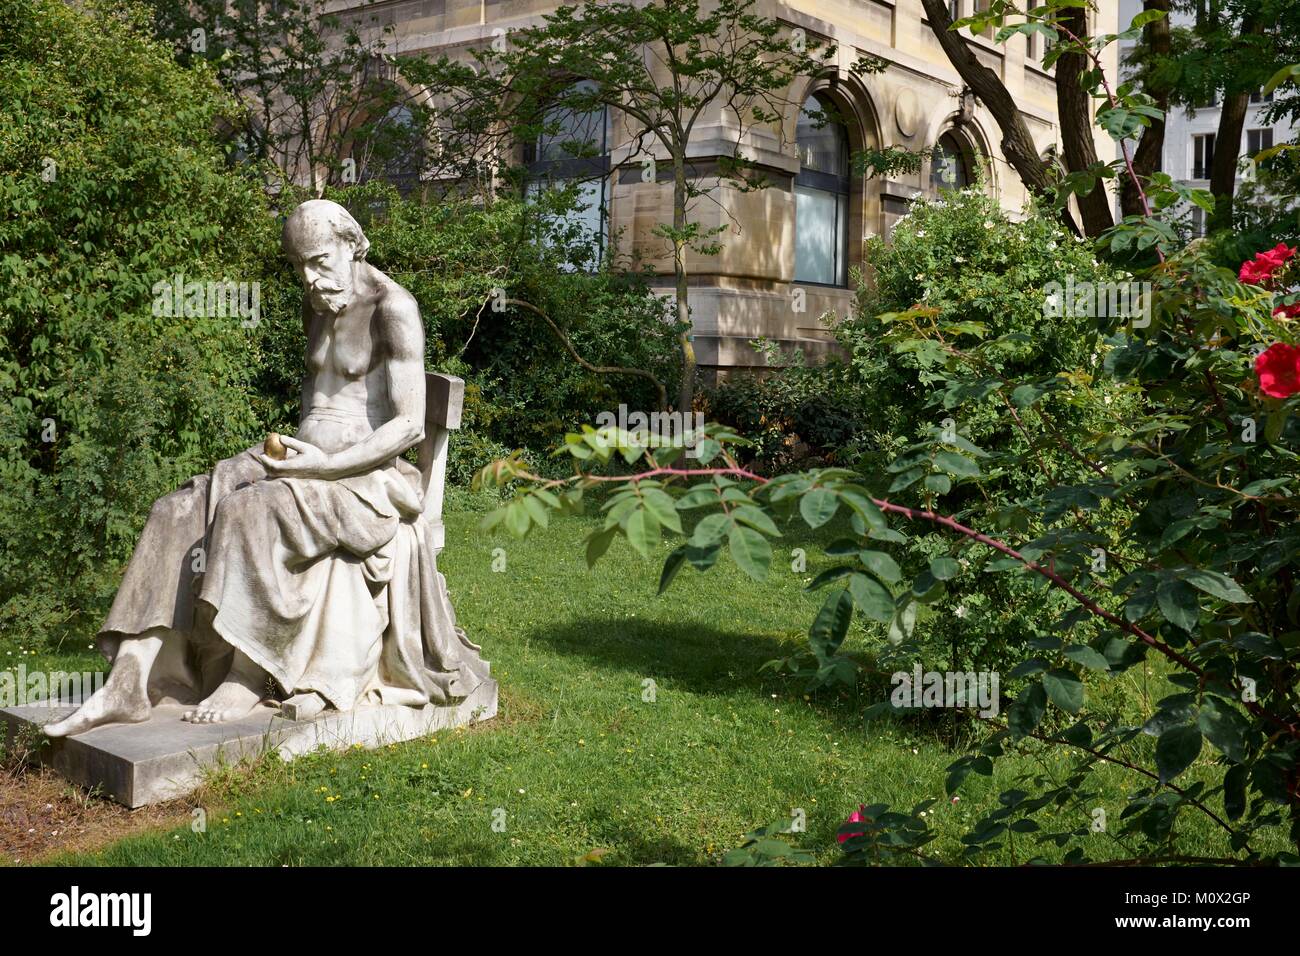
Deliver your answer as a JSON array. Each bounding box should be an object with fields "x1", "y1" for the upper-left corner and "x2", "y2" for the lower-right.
[{"x1": 281, "y1": 199, "x2": 371, "y2": 317}]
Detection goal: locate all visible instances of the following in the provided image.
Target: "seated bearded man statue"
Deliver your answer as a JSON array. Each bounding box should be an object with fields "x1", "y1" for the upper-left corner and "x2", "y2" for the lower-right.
[{"x1": 46, "y1": 199, "x2": 489, "y2": 737}]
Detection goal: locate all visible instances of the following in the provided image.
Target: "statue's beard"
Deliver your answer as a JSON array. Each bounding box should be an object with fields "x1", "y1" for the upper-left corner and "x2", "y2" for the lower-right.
[{"x1": 309, "y1": 282, "x2": 352, "y2": 316}]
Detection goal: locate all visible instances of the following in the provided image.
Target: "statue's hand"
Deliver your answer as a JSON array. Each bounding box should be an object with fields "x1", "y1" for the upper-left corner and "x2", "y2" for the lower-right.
[{"x1": 259, "y1": 436, "x2": 334, "y2": 478}]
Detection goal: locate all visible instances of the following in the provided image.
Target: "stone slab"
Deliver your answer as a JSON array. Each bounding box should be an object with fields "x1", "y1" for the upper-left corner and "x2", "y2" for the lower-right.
[{"x1": 0, "y1": 679, "x2": 497, "y2": 808}]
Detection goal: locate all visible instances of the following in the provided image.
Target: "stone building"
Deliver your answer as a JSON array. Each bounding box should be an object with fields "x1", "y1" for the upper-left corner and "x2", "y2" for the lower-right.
[{"x1": 349, "y1": 0, "x2": 1119, "y2": 376}]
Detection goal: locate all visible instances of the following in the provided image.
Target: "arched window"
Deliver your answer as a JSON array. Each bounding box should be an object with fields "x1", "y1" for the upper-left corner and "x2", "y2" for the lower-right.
[
  {"x1": 930, "y1": 131, "x2": 971, "y2": 191},
  {"x1": 375, "y1": 104, "x2": 424, "y2": 194},
  {"x1": 794, "y1": 92, "x2": 851, "y2": 287},
  {"x1": 524, "y1": 79, "x2": 610, "y2": 270}
]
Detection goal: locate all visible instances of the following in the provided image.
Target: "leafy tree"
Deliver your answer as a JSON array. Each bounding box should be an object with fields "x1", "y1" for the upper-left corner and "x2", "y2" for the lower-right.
[
  {"x1": 419, "y1": 0, "x2": 880, "y2": 410},
  {"x1": 150, "y1": 0, "x2": 436, "y2": 195},
  {"x1": 917, "y1": 0, "x2": 1085, "y2": 235}
]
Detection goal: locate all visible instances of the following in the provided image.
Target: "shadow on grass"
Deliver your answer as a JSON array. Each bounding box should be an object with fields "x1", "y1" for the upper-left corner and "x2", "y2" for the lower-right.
[{"x1": 521, "y1": 616, "x2": 880, "y2": 731}]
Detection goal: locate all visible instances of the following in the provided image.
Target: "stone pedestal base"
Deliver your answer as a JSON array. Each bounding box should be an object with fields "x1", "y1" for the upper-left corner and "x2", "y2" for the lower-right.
[{"x1": 0, "y1": 679, "x2": 498, "y2": 808}]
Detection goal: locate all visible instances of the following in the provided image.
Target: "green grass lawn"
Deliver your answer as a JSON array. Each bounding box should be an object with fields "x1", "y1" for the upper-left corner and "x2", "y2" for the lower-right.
[{"x1": 5, "y1": 504, "x2": 1284, "y2": 866}]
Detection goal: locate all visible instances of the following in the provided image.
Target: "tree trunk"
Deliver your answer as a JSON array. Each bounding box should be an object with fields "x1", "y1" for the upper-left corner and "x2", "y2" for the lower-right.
[
  {"x1": 918, "y1": 0, "x2": 1080, "y2": 236},
  {"x1": 673, "y1": 155, "x2": 696, "y2": 411},
  {"x1": 1208, "y1": 11, "x2": 1264, "y2": 231},
  {"x1": 1056, "y1": 7, "x2": 1114, "y2": 236},
  {"x1": 1120, "y1": 0, "x2": 1171, "y2": 218},
  {"x1": 1209, "y1": 91, "x2": 1249, "y2": 230}
]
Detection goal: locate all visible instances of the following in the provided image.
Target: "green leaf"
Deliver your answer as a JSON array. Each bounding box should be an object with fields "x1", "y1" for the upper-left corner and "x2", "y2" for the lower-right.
[
  {"x1": 1264, "y1": 63, "x2": 1300, "y2": 95},
  {"x1": 1179, "y1": 569, "x2": 1252, "y2": 604},
  {"x1": 858, "y1": 550, "x2": 902, "y2": 584},
  {"x1": 1010, "y1": 383, "x2": 1046, "y2": 408},
  {"x1": 808, "y1": 588, "x2": 854, "y2": 661},
  {"x1": 640, "y1": 488, "x2": 683, "y2": 534},
  {"x1": 1156, "y1": 578, "x2": 1200, "y2": 632},
  {"x1": 1007, "y1": 682, "x2": 1047, "y2": 738},
  {"x1": 839, "y1": 491, "x2": 886, "y2": 530},
  {"x1": 933, "y1": 450, "x2": 980, "y2": 478},
  {"x1": 626, "y1": 508, "x2": 659, "y2": 558},
  {"x1": 689, "y1": 512, "x2": 730, "y2": 548},
  {"x1": 1197, "y1": 698, "x2": 1249, "y2": 763},
  {"x1": 1127, "y1": 7, "x2": 1167, "y2": 29},
  {"x1": 887, "y1": 602, "x2": 916, "y2": 645},
  {"x1": 929, "y1": 556, "x2": 961, "y2": 581},
  {"x1": 585, "y1": 526, "x2": 617, "y2": 569},
  {"x1": 731, "y1": 504, "x2": 780, "y2": 536},
  {"x1": 521, "y1": 494, "x2": 550, "y2": 529},
  {"x1": 799, "y1": 488, "x2": 839, "y2": 529},
  {"x1": 658, "y1": 546, "x2": 687, "y2": 595},
  {"x1": 1223, "y1": 764, "x2": 1248, "y2": 820},
  {"x1": 693, "y1": 437, "x2": 722, "y2": 464},
  {"x1": 728, "y1": 524, "x2": 772, "y2": 582},
  {"x1": 1155, "y1": 724, "x2": 1202, "y2": 784},
  {"x1": 848, "y1": 573, "x2": 895, "y2": 624},
  {"x1": 1042, "y1": 669, "x2": 1083, "y2": 714},
  {"x1": 684, "y1": 540, "x2": 721, "y2": 571},
  {"x1": 479, "y1": 507, "x2": 507, "y2": 532},
  {"x1": 806, "y1": 565, "x2": 855, "y2": 590},
  {"x1": 1063, "y1": 645, "x2": 1110, "y2": 671},
  {"x1": 505, "y1": 500, "x2": 531, "y2": 538},
  {"x1": 924, "y1": 473, "x2": 951, "y2": 495}
]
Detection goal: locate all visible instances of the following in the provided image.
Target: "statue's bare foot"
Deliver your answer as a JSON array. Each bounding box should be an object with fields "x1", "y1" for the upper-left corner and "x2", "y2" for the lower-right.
[
  {"x1": 280, "y1": 692, "x2": 327, "y2": 722},
  {"x1": 183, "y1": 650, "x2": 269, "y2": 724},
  {"x1": 183, "y1": 677, "x2": 265, "y2": 724},
  {"x1": 44, "y1": 681, "x2": 150, "y2": 737}
]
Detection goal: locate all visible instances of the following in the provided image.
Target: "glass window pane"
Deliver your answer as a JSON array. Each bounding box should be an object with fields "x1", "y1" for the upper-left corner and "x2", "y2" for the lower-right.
[
  {"x1": 795, "y1": 185, "x2": 837, "y2": 285},
  {"x1": 536, "y1": 79, "x2": 605, "y2": 162},
  {"x1": 931, "y1": 134, "x2": 969, "y2": 190},
  {"x1": 837, "y1": 193, "x2": 848, "y2": 286},
  {"x1": 525, "y1": 177, "x2": 606, "y2": 271},
  {"x1": 796, "y1": 95, "x2": 848, "y2": 178}
]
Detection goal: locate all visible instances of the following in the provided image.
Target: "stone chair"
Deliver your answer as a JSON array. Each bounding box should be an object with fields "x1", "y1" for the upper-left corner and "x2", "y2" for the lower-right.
[{"x1": 416, "y1": 371, "x2": 464, "y2": 556}]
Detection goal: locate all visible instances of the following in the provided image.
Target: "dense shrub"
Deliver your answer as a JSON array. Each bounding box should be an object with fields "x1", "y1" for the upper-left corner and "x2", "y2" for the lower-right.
[
  {"x1": 709, "y1": 190, "x2": 1134, "y2": 678},
  {"x1": 0, "y1": 0, "x2": 276, "y2": 645},
  {"x1": 825, "y1": 189, "x2": 1136, "y2": 677},
  {"x1": 704, "y1": 356, "x2": 868, "y2": 472}
]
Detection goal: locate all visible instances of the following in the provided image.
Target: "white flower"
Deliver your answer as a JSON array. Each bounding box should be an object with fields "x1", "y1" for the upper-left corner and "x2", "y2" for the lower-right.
[
  {"x1": 916, "y1": 229, "x2": 926, "y2": 238},
  {"x1": 955, "y1": 605, "x2": 968, "y2": 619},
  {"x1": 984, "y1": 220, "x2": 995, "y2": 229}
]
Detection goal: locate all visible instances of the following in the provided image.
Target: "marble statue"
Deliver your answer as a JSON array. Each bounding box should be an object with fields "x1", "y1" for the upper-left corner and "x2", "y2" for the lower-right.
[{"x1": 45, "y1": 199, "x2": 489, "y2": 737}]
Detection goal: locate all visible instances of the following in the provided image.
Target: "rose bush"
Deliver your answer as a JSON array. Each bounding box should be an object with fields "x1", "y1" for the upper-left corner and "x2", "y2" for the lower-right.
[{"x1": 476, "y1": 3, "x2": 1300, "y2": 864}]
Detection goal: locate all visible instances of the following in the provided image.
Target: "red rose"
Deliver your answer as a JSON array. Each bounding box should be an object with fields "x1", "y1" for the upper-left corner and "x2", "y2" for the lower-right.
[
  {"x1": 1240, "y1": 243, "x2": 1298, "y2": 286},
  {"x1": 1241, "y1": 261, "x2": 1268, "y2": 285},
  {"x1": 838, "y1": 805, "x2": 870, "y2": 844},
  {"x1": 1255, "y1": 342, "x2": 1300, "y2": 398},
  {"x1": 1274, "y1": 301, "x2": 1300, "y2": 319}
]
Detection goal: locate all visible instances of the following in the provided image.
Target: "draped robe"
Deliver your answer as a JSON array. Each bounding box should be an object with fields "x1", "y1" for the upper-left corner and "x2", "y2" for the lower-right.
[{"x1": 98, "y1": 405, "x2": 489, "y2": 712}]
